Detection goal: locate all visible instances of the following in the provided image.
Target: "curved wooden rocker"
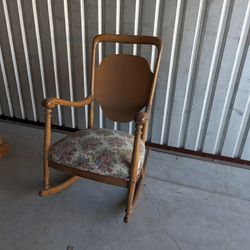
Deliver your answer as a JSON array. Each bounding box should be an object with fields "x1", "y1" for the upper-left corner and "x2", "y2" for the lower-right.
[
  {"x1": 39, "y1": 34, "x2": 162, "y2": 223},
  {"x1": 39, "y1": 176, "x2": 80, "y2": 197}
]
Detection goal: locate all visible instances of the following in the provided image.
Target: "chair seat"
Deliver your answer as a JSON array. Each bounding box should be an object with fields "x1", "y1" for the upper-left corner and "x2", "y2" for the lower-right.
[{"x1": 48, "y1": 128, "x2": 145, "y2": 180}]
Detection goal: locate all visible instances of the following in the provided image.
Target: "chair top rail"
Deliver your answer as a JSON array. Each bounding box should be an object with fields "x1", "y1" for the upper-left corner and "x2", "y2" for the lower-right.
[{"x1": 93, "y1": 34, "x2": 162, "y2": 50}]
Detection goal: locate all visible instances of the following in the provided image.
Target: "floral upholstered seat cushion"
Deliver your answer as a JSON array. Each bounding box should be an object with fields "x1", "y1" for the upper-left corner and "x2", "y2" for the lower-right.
[{"x1": 48, "y1": 128, "x2": 145, "y2": 180}]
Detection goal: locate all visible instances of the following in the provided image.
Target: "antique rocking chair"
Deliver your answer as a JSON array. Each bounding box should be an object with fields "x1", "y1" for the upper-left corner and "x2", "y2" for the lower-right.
[{"x1": 39, "y1": 34, "x2": 162, "y2": 222}]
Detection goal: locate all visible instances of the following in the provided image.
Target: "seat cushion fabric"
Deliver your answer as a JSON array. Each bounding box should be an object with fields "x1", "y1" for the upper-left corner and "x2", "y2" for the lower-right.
[{"x1": 48, "y1": 128, "x2": 145, "y2": 180}]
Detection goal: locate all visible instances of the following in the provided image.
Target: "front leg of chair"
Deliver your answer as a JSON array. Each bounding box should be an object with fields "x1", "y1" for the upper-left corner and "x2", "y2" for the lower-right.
[
  {"x1": 43, "y1": 108, "x2": 52, "y2": 190},
  {"x1": 124, "y1": 122, "x2": 144, "y2": 223},
  {"x1": 39, "y1": 108, "x2": 80, "y2": 197},
  {"x1": 40, "y1": 96, "x2": 93, "y2": 196}
]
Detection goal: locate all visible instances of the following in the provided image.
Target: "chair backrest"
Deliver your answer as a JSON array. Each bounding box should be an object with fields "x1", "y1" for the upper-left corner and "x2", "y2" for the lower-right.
[{"x1": 90, "y1": 34, "x2": 162, "y2": 123}]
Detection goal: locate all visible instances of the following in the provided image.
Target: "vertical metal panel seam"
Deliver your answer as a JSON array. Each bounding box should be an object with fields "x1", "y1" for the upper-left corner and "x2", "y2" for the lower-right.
[
  {"x1": 213, "y1": 0, "x2": 250, "y2": 154},
  {"x1": 147, "y1": 0, "x2": 161, "y2": 140},
  {"x1": 47, "y1": 0, "x2": 62, "y2": 125},
  {"x1": 150, "y1": 0, "x2": 161, "y2": 71},
  {"x1": 177, "y1": 0, "x2": 208, "y2": 148},
  {"x1": 115, "y1": 0, "x2": 121, "y2": 54},
  {"x1": 114, "y1": 0, "x2": 121, "y2": 131},
  {"x1": 129, "y1": 0, "x2": 141, "y2": 135},
  {"x1": 80, "y1": 0, "x2": 88, "y2": 128},
  {"x1": 64, "y1": 0, "x2": 75, "y2": 128},
  {"x1": 160, "y1": 0, "x2": 185, "y2": 144},
  {"x1": 195, "y1": 0, "x2": 234, "y2": 151},
  {"x1": 32, "y1": 0, "x2": 47, "y2": 99},
  {"x1": 233, "y1": 94, "x2": 250, "y2": 158},
  {"x1": 132, "y1": 0, "x2": 140, "y2": 55},
  {"x1": 98, "y1": 0, "x2": 103, "y2": 128},
  {"x1": 2, "y1": 0, "x2": 25, "y2": 119},
  {"x1": 0, "y1": 44, "x2": 14, "y2": 117},
  {"x1": 17, "y1": 0, "x2": 37, "y2": 121}
]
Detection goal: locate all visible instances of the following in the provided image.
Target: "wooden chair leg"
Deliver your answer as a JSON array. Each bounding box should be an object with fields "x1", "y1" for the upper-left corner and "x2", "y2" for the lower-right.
[
  {"x1": 132, "y1": 170, "x2": 145, "y2": 206},
  {"x1": 124, "y1": 180, "x2": 136, "y2": 223},
  {"x1": 39, "y1": 176, "x2": 80, "y2": 197},
  {"x1": 124, "y1": 149, "x2": 150, "y2": 223},
  {"x1": 43, "y1": 157, "x2": 50, "y2": 190},
  {"x1": 40, "y1": 107, "x2": 80, "y2": 197},
  {"x1": 124, "y1": 171, "x2": 145, "y2": 223},
  {"x1": 43, "y1": 108, "x2": 52, "y2": 190}
]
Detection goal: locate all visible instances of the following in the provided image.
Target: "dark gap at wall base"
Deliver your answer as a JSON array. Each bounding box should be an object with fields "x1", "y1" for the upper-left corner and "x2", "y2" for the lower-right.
[
  {"x1": 146, "y1": 142, "x2": 250, "y2": 171},
  {"x1": 1, "y1": 115, "x2": 249, "y2": 170},
  {"x1": 0, "y1": 115, "x2": 78, "y2": 133}
]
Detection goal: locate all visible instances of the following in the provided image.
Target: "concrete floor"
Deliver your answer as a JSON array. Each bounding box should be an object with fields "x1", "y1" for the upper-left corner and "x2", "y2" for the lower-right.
[{"x1": 1, "y1": 122, "x2": 250, "y2": 250}]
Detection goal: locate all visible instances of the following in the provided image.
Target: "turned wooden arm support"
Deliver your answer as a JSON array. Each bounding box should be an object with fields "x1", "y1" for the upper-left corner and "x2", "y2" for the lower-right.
[
  {"x1": 134, "y1": 112, "x2": 150, "y2": 126},
  {"x1": 129, "y1": 111, "x2": 151, "y2": 181},
  {"x1": 42, "y1": 95, "x2": 93, "y2": 109},
  {"x1": 134, "y1": 104, "x2": 152, "y2": 127}
]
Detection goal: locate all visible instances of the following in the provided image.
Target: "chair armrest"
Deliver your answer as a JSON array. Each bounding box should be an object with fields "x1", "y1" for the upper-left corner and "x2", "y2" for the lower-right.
[{"x1": 42, "y1": 95, "x2": 93, "y2": 109}]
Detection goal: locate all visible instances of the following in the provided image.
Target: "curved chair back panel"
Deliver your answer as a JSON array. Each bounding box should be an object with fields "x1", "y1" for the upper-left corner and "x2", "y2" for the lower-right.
[{"x1": 94, "y1": 54, "x2": 153, "y2": 122}]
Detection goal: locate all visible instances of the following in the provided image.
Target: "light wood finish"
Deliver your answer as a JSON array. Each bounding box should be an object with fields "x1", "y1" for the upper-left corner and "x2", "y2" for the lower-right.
[
  {"x1": 0, "y1": 136, "x2": 10, "y2": 160},
  {"x1": 39, "y1": 176, "x2": 80, "y2": 197},
  {"x1": 42, "y1": 95, "x2": 93, "y2": 109},
  {"x1": 40, "y1": 34, "x2": 162, "y2": 222}
]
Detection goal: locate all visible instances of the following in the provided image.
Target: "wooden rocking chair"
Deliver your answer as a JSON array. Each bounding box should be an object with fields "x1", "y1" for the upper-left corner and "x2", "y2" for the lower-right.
[{"x1": 39, "y1": 34, "x2": 162, "y2": 222}]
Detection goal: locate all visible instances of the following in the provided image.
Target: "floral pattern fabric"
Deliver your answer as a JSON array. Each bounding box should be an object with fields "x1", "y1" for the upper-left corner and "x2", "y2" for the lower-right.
[{"x1": 48, "y1": 128, "x2": 145, "y2": 180}]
